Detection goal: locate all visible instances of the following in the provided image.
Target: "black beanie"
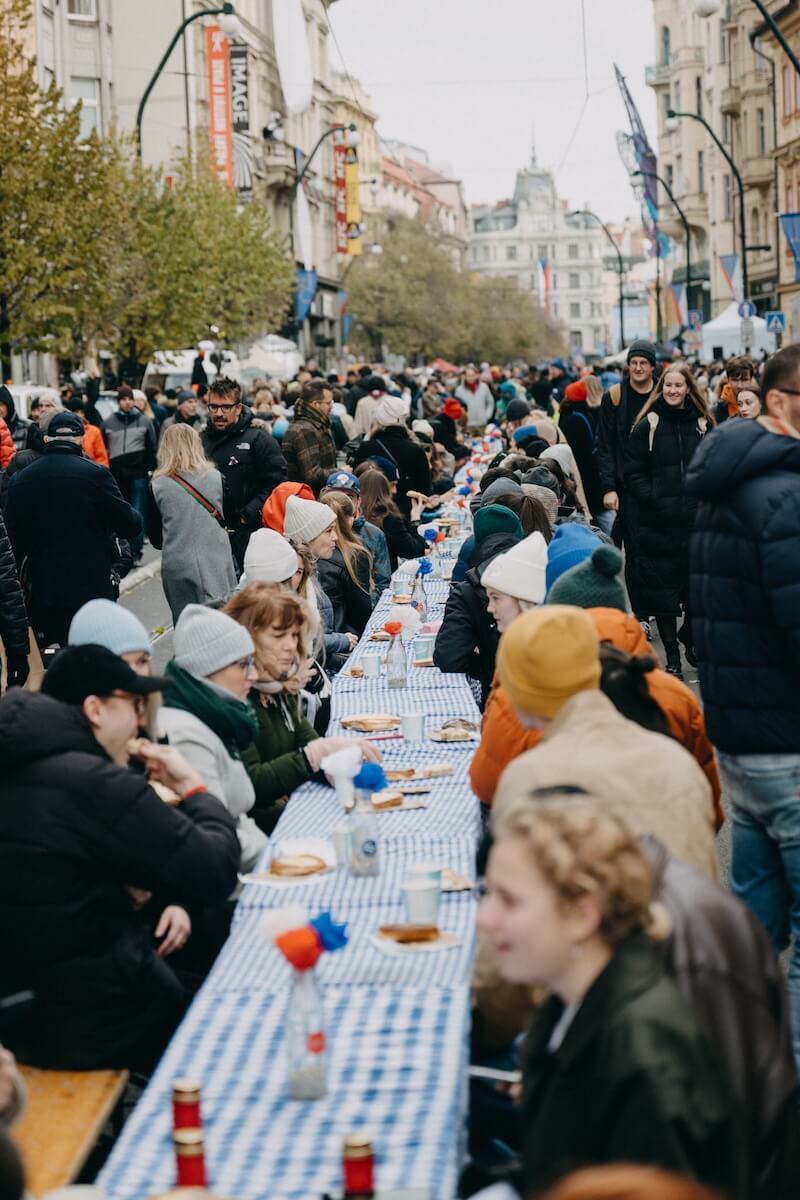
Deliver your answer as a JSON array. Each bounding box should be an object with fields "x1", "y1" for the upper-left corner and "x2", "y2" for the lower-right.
[
  {"x1": 505, "y1": 398, "x2": 530, "y2": 422},
  {"x1": 626, "y1": 339, "x2": 657, "y2": 366}
]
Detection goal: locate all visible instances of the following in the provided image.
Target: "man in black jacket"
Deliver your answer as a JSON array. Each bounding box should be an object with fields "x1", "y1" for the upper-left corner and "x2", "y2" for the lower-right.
[
  {"x1": 0, "y1": 646, "x2": 241, "y2": 1070},
  {"x1": 5, "y1": 413, "x2": 142, "y2": 650},
  {"x1": 201, "y1": 376, "x2": 286, "y2": 570},
  {"x1": 0, "y1": 510, "x2": 28, "y2": 691},
  {"x1": 687, "y1": 342, "x2": 800, "y2": 1072},
  {"x1": 103, "y1": 384, "x2": 158, "y2": 561},
  {"x1": 596, "y1": 339, "x2": 657, "y2": 623}
]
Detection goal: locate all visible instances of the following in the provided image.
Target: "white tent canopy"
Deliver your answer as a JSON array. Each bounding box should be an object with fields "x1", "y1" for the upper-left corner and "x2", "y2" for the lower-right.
[{"x1": 702, "y1": 302, "x2": 775, "y2": 360}]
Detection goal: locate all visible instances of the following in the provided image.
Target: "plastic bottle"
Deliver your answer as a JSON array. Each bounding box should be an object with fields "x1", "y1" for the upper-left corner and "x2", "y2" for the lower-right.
[
  {"x1": 386, "y1": 631, "x2": 407, "y2": 689},
  {"x1": 348, "y1": 779, "x2": 380, "y2": 878},
  {"x1": 285, "y1": 968, "x2": 327, "y2": 1099}
]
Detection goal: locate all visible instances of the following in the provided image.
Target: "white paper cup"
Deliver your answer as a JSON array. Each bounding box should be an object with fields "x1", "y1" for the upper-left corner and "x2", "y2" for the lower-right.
[
  {"x1": 402, "y1": 878, "x2": 440, "y2": 924},
  {"x1": 401, "y1": 712, "x2": 426, "y2": 742},
  {"x1": 409, "y1": 862, "x2": 443, "y2": 887},
  {"x1": 393, "y1": 576, "x2": 413, "y2": 597},
  {"x1": 440, "y1": 557, "x2": 455, "y2": 580},
  {"x1": 413, "y1": 635, "x2": 434, "y2": 662},
  {"x1": 331, "y1": 824, "x2": 351, "y2": 867},
  {"x1": 362, "y1": 653, "x2": 382, "y2": 678}
]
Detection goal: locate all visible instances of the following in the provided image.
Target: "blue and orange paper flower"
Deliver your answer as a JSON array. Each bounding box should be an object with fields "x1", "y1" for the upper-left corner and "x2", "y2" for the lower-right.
[
  {"x1": 266, "y1": 908, "x2": 349, "y2": 972},
  {"x1": 417, "y1": 557, "x2": 433, "y2": 577}
]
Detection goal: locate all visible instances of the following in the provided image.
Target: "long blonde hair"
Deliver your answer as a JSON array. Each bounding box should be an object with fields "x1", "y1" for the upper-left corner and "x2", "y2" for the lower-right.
[
  {"x1": 321, "y1": 491, "x2": 373, "y2": 593},
  {"x1": 154, "y1": 422, "x2": 215, "y2": 478},
  {"x1": 632, "y1": 362, "x2": 715, "y2": 429}
]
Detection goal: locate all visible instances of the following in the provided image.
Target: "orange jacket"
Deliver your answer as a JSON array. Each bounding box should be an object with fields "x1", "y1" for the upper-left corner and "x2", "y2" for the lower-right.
[
  {"x1": 469, "y1": 606, "x2": 723, "y2": 828},
  {"x1": 0, "y1": 418, "x2": 16, "y2": 469},
  {"x1": 80, "y1": 418, "x2": 110, "y2": 468},
  {"x1": 262, "y1": 480, "x2": 314, "y2": 530}
]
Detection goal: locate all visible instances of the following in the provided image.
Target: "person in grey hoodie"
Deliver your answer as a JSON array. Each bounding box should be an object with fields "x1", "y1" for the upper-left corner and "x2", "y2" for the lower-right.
[
  {"x1": 104, "y1": 384, "x2": 158, "y2": 560},
  {"x1": 146, "y1": 424, "x2": 236, "y2": 623}
]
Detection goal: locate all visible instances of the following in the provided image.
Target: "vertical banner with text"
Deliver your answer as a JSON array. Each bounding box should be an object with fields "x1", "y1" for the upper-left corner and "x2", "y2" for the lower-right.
[
  {"x1": 229, "y1": 44, "x2": 254, "y2": 200},
  {"x1": 206, "y1": 26, "x2": 234, "y2": 186},
  {"x1": 345, "y1": 145, "x2": 362, "y2": 256},
  {"x1": 334, "y1": 143, "x2": 348, "y2": 254}
]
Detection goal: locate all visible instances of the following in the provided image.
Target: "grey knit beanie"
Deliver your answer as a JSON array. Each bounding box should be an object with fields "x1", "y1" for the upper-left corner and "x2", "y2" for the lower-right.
[
  {"x1": 173, "y1": 604, "x2": 254, "y2": 679},
  {"x1": 521, "y1": 483, "x2": 559, "y2": 529},
  {"x1": 480, "y1": 477, "x2": 523, "y2": 506},
  {"x1": 283, "y1": 495, "x2": 336, "y2": 546}
]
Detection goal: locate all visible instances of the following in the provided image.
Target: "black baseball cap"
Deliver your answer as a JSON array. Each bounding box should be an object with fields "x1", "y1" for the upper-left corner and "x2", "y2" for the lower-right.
[
  {"x1": 42, "y1": 645, "x2": 168, "y2": 705},
  {"x1": 46, "y1": 412, "x2": 84, "y2": 438}
]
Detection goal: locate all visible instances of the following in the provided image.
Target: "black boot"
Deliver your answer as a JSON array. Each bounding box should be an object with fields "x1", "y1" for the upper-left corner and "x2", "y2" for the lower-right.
[
  {"x1": 678, "y1": 622, "x2": 697, "y2": 666},
  {"x1": 664, "y1": 642, "x2": 683, "y2": 678}
]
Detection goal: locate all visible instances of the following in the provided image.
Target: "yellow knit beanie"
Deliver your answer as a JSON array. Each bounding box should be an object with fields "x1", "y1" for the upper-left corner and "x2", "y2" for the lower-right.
[{"x1": 496, "y1": 605, "x2": 601, "y2": 719}]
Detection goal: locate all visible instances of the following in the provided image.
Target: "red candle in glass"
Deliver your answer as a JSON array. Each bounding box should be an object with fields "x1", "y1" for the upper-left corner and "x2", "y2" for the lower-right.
[
  {"x1": 174, "y1": 1128, "x2": 207, "y2": 1187},
  {"x1": 343, "y1": 1133, "x2": 374, "y2": 1197},
  {"x1": 172, "y1": 1079, "x2": 202, "y2": 1130}
]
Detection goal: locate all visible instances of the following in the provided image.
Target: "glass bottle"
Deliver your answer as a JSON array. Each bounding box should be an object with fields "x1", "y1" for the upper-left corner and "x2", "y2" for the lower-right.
[
  {"x1": 348, "y1": 785, "x2": 380, "y2": 877},
  {"x1": 386, "y1": 631, "x2": 407, "y2": 689},
  {"x1": 412, "y1": 573, "x2": 428, "y2": 619},
  {"x1": 285, "y1": 968, "x2": 327, "y2": 1099}
]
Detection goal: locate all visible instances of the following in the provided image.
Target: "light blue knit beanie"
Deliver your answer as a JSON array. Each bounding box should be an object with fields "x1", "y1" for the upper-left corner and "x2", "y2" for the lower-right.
[{"x1": 68, "y1": 599, "x2": 151, "y2": 656}]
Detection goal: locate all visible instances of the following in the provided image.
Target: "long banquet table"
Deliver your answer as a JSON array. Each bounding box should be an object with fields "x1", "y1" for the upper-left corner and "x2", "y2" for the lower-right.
[{"x1": 99, "y1": 558, "x2": 481, "y2": 1200}]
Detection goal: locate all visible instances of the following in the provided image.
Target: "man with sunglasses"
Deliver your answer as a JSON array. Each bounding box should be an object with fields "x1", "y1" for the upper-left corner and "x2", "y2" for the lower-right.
[
  {"x1": 688, "y1": 342, "x2": 800, "y2": 1070},
  {"x1": 201, "y1": 376, "x2": 286, "y2": 571},
  {"x1": 0, "y1": 644, "x2": 240, "y2": 1070}
]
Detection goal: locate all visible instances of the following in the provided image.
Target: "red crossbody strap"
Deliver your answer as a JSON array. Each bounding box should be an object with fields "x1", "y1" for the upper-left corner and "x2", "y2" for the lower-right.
[{"x1": 171, "y1": 473, "x2": 225, "y2": 526}]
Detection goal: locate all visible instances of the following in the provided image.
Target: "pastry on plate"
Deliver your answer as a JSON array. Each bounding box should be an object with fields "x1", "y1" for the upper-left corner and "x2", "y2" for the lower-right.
[
  {"x1": 341, "y1": 714, "x2": 400, "y2": 733},
  {"x1": 378, "y1": 924, "x2": 440, "y2": 944},
  {"x1": 385, "y1": 767, "x2": 416, "y2": 781},
  {"x1": 369, "y1": 630, "x2": 391, "y2": 642},
  {"x1": 420, "y1": 762, "x2": 455, "y2": 779},
  {"x1": 348, "y1": 665, "x2": 364, "y2": 678},
  {"x1": 269, "y1": 854, "x2": 328, "y2": 877},
  {"x1": 372, "y1": 790, "x2": 405, "y2": 810}
]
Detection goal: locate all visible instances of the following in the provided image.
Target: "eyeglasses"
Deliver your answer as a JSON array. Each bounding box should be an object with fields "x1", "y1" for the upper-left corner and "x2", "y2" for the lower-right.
[
  {"x1": 112, "y1": 691, "x2": 147, "y2": 717},
  {"x1": 233, "y1": 656, "x2": 255, "y2": 672},
  {"x1": 208, "y1": 401, "x2": 238, "y2": 412}
]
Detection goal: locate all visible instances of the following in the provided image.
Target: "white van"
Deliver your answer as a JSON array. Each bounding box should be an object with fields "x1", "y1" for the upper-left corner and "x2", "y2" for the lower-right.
[{"x1": 141, "y1": 349, "x2": 241, "y2": 395}]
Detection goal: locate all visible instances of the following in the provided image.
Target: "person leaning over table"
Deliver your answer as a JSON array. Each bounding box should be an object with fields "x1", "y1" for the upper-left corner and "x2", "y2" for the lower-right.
[
  {"x1": 224, "y1": 583, "x2": 379, "y2": 834},
  {"x1": 158, "y1": 604, "x2": 268, "y2": 873},
  {"x1": 0, "y1": 647, "x2": 240, "y2": 1071},
  {"x1": 474, "y1": 796, "x2": 749, "y2": 1200}
]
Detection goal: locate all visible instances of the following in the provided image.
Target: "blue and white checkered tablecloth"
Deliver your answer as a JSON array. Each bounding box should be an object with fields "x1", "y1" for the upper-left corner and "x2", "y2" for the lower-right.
[
  {"x1": 330, "y1": 683, "x2": 479, "y2": 725},
  {"x1": 97, "y1": 983, "x2": 470, "y2": 1200},
  {"x1": 210, "y1": 898, "x2": 476, "y2": 992},
  {"x1": 272, "y1": 774, "x2": 481, "y2": 842},
  {"x1": 238, "y1": 833, "x2": 477, "y2": 912}
]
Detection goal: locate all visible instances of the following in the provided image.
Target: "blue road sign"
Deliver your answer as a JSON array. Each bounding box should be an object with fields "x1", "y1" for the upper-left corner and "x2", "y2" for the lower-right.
[
  {"x1": 766, "y1": 310, "x2": 786, "y2": 334},
  {"x1": 738, "y1": 300, "x2": 756, "y2": 319}
]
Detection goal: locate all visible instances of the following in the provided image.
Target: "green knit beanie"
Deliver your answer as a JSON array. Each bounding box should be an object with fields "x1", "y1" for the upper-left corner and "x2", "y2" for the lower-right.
[
  {"x1": 473, "y1": 503, "x2": 524, "y2": 545},
  {"x1": 546, "y1": 544, "x2": 627, "y2": 610}
]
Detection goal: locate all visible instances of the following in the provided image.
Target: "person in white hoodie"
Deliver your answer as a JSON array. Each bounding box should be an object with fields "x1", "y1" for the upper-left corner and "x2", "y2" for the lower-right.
[
  {"x1": 158, "y1": 604, "x2": 268, "y2": 872},
  {"x1": 480, "y1": 532, "x2": 549, "y2": 632}
]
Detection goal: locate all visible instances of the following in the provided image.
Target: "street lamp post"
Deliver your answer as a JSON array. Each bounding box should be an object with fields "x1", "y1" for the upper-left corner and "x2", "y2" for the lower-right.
[
  {"x1": 666, "y1": 108, "x2": 749, "y2": 301},
  {"x1": 633, "y1": 169, "x2": 692, "y2": 318},
  {"x1": 136, "y1": 3, "x2": 241, "y2": 158},
  {"x1": 568, "y1": 209, "x2": 626, "y2": 350},
  {"x1": 695, "y1": 0, "x2": 800, "y2": 78}
]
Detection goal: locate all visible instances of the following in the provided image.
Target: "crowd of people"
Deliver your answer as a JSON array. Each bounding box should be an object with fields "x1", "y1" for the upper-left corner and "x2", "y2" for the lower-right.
[{"x1": 0, "y1": 338, "x2": 798, "y2": 1200}]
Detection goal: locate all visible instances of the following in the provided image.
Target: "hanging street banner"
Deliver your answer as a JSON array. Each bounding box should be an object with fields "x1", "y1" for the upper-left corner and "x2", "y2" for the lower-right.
[
  {"x1": 719, "y1": 253, "x2": 743, "y2": 302},
  {"x1": 345, "y1": 145, "x2": 362, "y2": 256},
  {"x1": 295, "y1": 268, "x2": 318, "y2": 324},
  {"x1": 334, "y1": 143, "x2": 348, "y2": 254},
  {"x1": 206, "y1": 26, "x2": 234, "y2": 186},
  {"x1": 780, "y1": 213, "x2": 800, "y2": 282},
  {"x1": 230, "y1": 44, "x2": 254, "y2": 201}
]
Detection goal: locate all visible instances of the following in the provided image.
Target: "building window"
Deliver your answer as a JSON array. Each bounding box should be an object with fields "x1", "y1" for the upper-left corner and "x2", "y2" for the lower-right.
[
  {"x1": 665, "y1": 162, "x2": 674, "y2": 192},
  {"x1": 662, "y1": 94, "x2": 671, "y2": 127},
  {"x1": 482, "y1": 245, "x2": 490, "y2": 262},
  {"x1": 697, "y1": 150, "x2": 704, "y2": 195},
  {"x1": 673, "y1": 80, "x2": 681, "y2": 112},
  {"x1": 570, "y1": 302, "x2": 581, "y2": 319},
  {"x1": 537, "y1": 243, "x2": 547, "y2": 259},
  {"x1": 757, "y1": 107, "x2": 767, "y2": 156},
  {"x1": 552, "y1": 302, "x2": 559, "y2": 316},
  {"x1": 722, "y1": 112, "x2": 733, "y2": 145},
  {"x1": 568, "y1": 243, "x2": 579, "y2": 260},
  {"x1": 782, "y1": 64, "x2": 792, "y2": 120},
  {"x1": 723, "y1": 173, "x2": 732, "y2": 221},
  {"x1": 660, "y1": 26, "x2": 671, "y2": 67},
  {"x1": 506, "y1": 244, "x2": 517, "y2": 261},
  {"x1": 569, "y1": 271, "x2": 580, "y2": 289},
  {"x1": 719, "y1": 20, "x2": 727, "y2": 65},
  {"x1": 676, "y1": 153, "x2": 683, "y2": 195},
  {"x1": 67, "y1": 0, "x2": 97, "y2": 16},
  {"x1": 551, "y1": 272, "x2": 558, "y2": 290},
  {"x1": 69, "y1": 77, "x2": 100, "y2": 138},
  {"x1": 695, "y1": 76, "x2": 703, "y2": 117},
  {"x1": 571, "y1": 330, "x2": 583, "y2": 351}
]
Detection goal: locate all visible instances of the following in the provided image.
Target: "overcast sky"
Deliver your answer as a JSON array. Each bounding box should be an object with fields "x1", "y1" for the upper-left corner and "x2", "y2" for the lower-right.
[{"x1": 327, "y1": 0, "x2": 658, "y2": 224}]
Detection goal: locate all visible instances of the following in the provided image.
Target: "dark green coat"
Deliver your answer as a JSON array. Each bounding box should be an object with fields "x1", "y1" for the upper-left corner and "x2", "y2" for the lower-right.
[
  {"x1": 241, "y1": 690, "x2": 318, "y2": 834},
  {"x1": 519, "y1": 931, "x2": 750, "y2": 1199}
]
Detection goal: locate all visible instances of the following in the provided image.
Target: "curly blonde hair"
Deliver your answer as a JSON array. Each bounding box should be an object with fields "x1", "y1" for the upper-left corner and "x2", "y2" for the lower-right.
[{"x1": 492, "y1": 793, "x2": 654, "y2": 946}]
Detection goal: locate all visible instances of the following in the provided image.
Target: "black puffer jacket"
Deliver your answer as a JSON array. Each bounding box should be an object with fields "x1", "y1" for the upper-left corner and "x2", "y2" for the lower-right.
[
  {"x1": 202, "y1": 408, "x2": 287, "y2": 530},
  {"x1": 559, "y1": 399, "x2": 603, "y2": 516},
  {"x1": 597, "y1": 377, "x2": 654, "y2": 494},
  {"x1": 433, "y1": 532, "x2": 517, "y2": 707},
  {"x1": 0, "y1": 509, "x2": 28, "y2": 661},
  {"x1": 687, "y1": 417, "x2": 800, "y2": 754},
  {"x1": 623, "y1": 399, "x2": 708, "y2": 615},
  {"x1": 317, "y1": 546, "x2": 373, "y2": 636},
  {"x1": 0, "y1": 690, "x2": 240, "y2": 1069}
]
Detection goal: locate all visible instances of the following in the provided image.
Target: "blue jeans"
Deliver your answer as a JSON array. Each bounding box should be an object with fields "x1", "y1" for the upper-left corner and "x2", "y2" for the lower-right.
[
  {"x1": 593, "y1": 507, "x2": 617, "y2": 537},
  {"x1": 119, "y1": 474, "x2": 147, "y2": 557},
  {"x1": 720, "y1": 750, "x2": 800, "y2": 1069}
]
